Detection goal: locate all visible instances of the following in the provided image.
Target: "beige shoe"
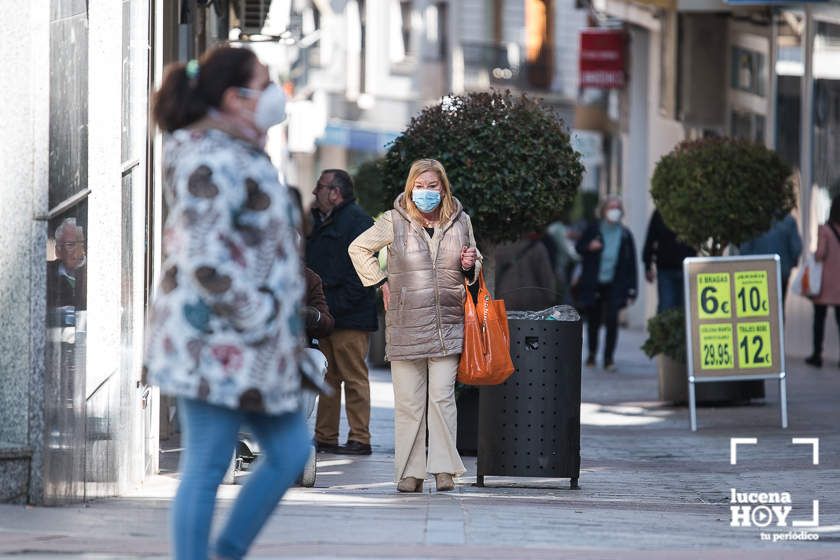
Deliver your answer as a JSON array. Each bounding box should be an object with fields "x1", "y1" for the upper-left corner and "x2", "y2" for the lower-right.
[
  {"x1": 435, "y1": 473, "x2": 455, "y2": 491},
  {"x1": 397, "y1": 476, "x2": 424, "y2": 493}
]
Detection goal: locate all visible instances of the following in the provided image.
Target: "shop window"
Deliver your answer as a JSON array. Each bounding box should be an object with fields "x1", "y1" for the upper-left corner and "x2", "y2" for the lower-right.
[
  {"x1": 731, "y1": 46, "x2": 766, "y2": 98},
  {"x1": 421, "y1": 2, "x2": 448, "y2": 62},
  {"x1": 44, "y1": 0, "x2": 90, "y2": 504},
  {"x1": 812, "y1": 21, "x2": 840, "y2": 203},
  {"x1": 731, "y1": 109, "x2": 765, "y2": 145},
  {"x1": 44, "y1": 207, "x2": 88, "y2": 503},
  {"x1": 390, "y1": 0, "x2": 415, "y2": 68},
  {"x1": 401, "y1": 1, "x2": 412, "y2": 56}
]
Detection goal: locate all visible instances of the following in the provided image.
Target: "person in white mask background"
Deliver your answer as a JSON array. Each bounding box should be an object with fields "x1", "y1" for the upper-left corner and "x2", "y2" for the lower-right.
[
  {"x1": 147, "y1": 46, "x2": 308, "y2": 560},
  {"x1": 575, "y1": 196, "x2": 638, "y2": 372}
]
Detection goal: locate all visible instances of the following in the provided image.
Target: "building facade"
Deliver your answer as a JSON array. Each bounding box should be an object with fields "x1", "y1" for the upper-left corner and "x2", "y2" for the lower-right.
[
  {"x1": 594, "y1": 0, "x2": 840, "y2": 359},
  {"x1": 0, "y1": 0, "x2": 155, "y2": 504},
  {"x1": 0, "y1": 0, "x2": 240, "y2": 505},
  {"x1": 279, "y1": 0, "x2": 590, "y2": 199}
]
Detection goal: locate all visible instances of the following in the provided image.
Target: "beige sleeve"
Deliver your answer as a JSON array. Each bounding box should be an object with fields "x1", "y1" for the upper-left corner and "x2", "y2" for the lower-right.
[
  {"x1": 349, "y1": 211, "x2": 394, "y2": 287},
  {"x1": 465, "y1": 213, "x2": 483, "y2": 286}
]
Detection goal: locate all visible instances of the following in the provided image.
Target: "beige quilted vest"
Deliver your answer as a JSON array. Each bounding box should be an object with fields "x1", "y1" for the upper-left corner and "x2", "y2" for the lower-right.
[{"x1": 385, "y1": 196, "x2": 470, "y2": 361}]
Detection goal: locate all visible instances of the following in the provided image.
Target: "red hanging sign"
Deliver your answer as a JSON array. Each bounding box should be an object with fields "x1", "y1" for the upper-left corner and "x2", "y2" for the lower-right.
[{"x1": 579, "y1": 29, "x2": 626, "y2": 89}]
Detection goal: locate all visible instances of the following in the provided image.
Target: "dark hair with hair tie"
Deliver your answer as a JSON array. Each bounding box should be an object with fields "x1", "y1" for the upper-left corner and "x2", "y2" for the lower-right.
[{"x1": 152, "y1": 46, "x2": 257, "y2": 132}]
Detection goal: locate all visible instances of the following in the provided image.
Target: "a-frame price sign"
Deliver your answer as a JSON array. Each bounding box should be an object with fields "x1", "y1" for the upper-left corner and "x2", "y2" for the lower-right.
[{"x1": 683, "y1": 255, "x2": 788, "y2": 431}]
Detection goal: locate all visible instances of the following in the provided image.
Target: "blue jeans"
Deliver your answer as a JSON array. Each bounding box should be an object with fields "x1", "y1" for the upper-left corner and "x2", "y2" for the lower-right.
[
  {"x1": 173, "y1": 398, "x2": 309, "y2": 560},
  {"x1": 657, "y1": 268, "x2": 685, "y2": 313}
]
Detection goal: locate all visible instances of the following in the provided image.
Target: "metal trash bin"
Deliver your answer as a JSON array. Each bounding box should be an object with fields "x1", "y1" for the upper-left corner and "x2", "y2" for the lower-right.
[{"x1": 477, "y1": 311, "x2": 582, "y2": 489}]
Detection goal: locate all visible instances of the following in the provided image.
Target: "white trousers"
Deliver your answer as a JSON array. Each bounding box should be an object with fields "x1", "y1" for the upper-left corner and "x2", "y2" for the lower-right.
[{"x1": 391, "y1": 355, "x2": 466, "y2": 482}]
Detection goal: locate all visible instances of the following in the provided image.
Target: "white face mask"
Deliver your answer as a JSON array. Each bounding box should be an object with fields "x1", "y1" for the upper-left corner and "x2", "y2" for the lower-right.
[
  {"x1": 606, "y1": 208, "x2": 623, "y2": 223},
  {"x1": 241, "y1": 83, "x2": 287, "y2": 131}
]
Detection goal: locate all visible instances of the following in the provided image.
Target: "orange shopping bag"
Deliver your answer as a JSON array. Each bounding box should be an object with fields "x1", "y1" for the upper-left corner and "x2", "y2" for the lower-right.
[{"x1": 457, "y1": 271, "x2": 515, "y2": 385}]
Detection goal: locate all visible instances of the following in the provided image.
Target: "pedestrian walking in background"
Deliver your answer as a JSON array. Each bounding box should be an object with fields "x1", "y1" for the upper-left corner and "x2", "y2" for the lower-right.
[
  {"x1": 349, "y1": 159, "x2": 481, "y2": 493},
  {"x1": 145, "y1": 46, "x2": 310, "y2": 560},
  {"x1": 307, "y1": 169, "x2": 378, "y2": 455},
  {"x1": 740, "y1": 211, "x2": 802, "y2": 305},
  {"x1": 806, "y1": 194, "x2": 840, "y2": 368},
  {"x1": 642, "y1": 209, "x2": 696, "y2": 313},
  {"x1": 576, "y1": 196, "x2": 638, "y2": 372},
  {"x1": 495, "y1": 232, "x2": 558, "y2": 311}
]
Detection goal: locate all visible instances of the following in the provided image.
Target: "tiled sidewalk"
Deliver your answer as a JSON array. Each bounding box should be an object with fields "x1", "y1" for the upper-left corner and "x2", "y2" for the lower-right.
[{"x1": 1, "y1": 329, "x2": 839, "y2": 558}]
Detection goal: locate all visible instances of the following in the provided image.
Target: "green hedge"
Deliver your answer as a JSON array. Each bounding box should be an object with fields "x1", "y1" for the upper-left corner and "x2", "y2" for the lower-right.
[
  {"x1": 380, "y1": 91, "x2": 583, "y2": 244},
  {"x1": 641, "y1": 307, "x2": 687, "y2": 363},
  {"x1": 650, "y1": 138, "x2": 795, "y2": 255}
]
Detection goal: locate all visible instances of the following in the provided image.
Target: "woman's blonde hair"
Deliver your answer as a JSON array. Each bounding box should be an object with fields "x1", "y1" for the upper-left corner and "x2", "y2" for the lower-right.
[{"x1": 401, "y1": 159, "x2": 456, "y2": 224}]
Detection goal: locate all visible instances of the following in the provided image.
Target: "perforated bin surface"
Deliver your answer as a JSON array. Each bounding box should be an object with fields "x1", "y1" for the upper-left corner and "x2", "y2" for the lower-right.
[{"x1": 477, "y1": 319, "x2": 582, "y2": 482}]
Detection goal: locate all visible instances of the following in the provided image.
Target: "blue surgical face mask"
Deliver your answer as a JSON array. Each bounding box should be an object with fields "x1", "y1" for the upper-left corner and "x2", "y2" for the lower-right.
[{"x1": 412, "y1": 189, "x2": 441, "y2": 213}]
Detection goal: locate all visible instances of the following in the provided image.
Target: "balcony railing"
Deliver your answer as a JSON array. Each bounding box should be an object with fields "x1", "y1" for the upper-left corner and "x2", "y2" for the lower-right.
[{"x1": 460, "y1": 41, "x2": 553, "y2": 92}]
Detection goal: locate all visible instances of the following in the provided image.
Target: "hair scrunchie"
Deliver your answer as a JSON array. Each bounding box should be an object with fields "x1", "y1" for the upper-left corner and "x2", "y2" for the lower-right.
[{"x1": 185, "y1": 59, "x2": 200, "y2": 81}]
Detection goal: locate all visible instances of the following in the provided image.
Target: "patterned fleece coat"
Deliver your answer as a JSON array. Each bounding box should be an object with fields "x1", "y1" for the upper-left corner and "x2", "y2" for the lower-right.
[{"x1": 143, "y1": 120, "x2": 304, "y2": 415}]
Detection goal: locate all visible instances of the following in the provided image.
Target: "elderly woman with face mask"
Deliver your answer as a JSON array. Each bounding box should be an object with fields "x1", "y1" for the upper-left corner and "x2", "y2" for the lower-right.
[
  {"x1": 575, "y1": 196, "x2": 638, "y2": 372},
  {"x1": 349, "y1": 159, "x2": 482, "y2": 493},
  {"x1": 146, "y1": 46, "x2": 309, "y2": 560}
]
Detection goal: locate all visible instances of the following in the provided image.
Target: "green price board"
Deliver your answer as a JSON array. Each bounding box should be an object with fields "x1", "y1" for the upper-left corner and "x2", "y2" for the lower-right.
[
  {"x1": 734, "y1": 271, "x2": 770, "y2": 318},
  {"x1": 699, "y1": 324, "x2": 734, "y2": 370},
  {"x1": 684, "y1": 256, "x2": 788, "y2": 430},
  {"x1": 737, "y1": 321, "x2": 773, "y2": 369},
  {"x1": 696, "y1": 273, "x2": 732, "y2": 320}
]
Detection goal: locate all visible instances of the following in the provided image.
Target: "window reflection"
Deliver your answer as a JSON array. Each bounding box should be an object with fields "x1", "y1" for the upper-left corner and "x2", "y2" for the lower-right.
[
  {"x1": 48, "y1": 217, "x2": 87, "y2": 311},
  {"x1": 44, "y1": 211, "x2": 88, "y2": 503}
]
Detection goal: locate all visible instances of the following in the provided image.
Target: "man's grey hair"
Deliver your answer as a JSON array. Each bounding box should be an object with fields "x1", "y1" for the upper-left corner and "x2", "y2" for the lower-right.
[
  {"x1": 55, "y1": 217, "x2": 84, "y2": 242},
  {"x1": 321, "y1": 169, "x2": 354, "y2": 200}
]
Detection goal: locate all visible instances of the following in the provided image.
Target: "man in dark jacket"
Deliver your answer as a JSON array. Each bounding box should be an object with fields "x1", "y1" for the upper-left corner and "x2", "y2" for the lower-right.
[
  {"x1": 306, "y1": 169, "x2": 377, "y2": 455},
  {"x1": 642, "y1": 209, "x2": 696, "y2": 313}
]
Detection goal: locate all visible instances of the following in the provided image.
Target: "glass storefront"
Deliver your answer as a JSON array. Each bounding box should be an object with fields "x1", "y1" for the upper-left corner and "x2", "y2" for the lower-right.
[
  {"x1": 43, "y1": 0, "x2": 149, "y2": 503},
  {"x1": 44, "y1": 0, "x2": 89, "y2": 504}
]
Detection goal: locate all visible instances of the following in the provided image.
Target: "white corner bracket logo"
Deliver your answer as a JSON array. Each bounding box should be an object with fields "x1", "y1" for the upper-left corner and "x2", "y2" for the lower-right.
[
  {"x1": 729, "y1": 437, "x2": 821, "y2": 542},
  {"x1": 730, "y1": 437, "x2": 757, "y2": 465}
]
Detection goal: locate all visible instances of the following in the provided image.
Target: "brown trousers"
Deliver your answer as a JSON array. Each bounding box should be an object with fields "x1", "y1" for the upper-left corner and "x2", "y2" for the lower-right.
[{"x1": 315, "y1": 329, "x2": 372, "y2": 445}]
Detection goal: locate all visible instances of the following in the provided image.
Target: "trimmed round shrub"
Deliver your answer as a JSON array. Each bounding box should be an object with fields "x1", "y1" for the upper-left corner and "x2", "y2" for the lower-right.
[
  {"x1": 380, "y1": 91, "x2": 583, "y2": 245},
  {"x1": 650, "y1": 138, "x2": 795, "y2": 255}
]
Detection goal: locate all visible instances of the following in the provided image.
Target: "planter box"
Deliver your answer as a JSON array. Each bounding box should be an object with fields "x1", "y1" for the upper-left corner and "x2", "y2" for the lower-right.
[{"x1": 658, "y1": 355, "x2": 765, "y2": 405}]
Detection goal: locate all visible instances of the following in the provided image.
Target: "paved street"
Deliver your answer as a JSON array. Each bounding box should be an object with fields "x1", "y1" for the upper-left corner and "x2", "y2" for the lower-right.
[{"x1": 1, "y1": 328, "x2": 839, "y2": 559}]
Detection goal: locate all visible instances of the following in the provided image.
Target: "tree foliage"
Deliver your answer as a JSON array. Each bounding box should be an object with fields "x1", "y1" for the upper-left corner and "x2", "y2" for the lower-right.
[
  {"x1": 380, "y1": 91, "x2": 583, "y2": 245},
  {"x1": 650, "y1": 138, "x2": 795, "y2": 255},
  {"x1": 352, "y1": 158, "x2": 388, "y2": 217}
]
